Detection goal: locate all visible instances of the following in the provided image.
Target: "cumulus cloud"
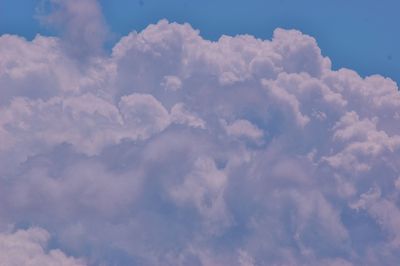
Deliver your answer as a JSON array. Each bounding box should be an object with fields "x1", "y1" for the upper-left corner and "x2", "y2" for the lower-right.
[
  {"x1": 1, "y1": 11, "x2": 400, "y2": 266},
  {"x1": 0, "y1": 227, "x2": 85, "y2": 266},
  {"x1": 222, "y1": 119, "x2": 263, "y2": 142}
]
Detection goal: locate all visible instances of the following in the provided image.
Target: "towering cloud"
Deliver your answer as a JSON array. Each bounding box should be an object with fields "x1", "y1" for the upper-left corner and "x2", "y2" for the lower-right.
[{"x1": 0, "y1": 16, "x2": 400, "y2": 266}]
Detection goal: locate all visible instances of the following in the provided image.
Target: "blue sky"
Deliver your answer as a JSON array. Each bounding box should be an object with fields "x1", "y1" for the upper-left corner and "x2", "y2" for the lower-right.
[{"x1": 1, "y1": 0, "x2": 399, "y2": 84}]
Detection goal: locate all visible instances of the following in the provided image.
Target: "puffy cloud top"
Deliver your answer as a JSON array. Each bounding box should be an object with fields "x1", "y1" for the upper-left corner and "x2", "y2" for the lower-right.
[
  {"x1": 0, "y1": 19, "x2": 400, "y2": 265},
  {"x1": 0, "y1": 227, "x2": 85, "y2": 266}
]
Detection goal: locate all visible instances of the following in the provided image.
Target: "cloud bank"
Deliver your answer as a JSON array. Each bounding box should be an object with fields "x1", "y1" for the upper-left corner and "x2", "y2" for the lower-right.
[{"x1": 1, "y1": 7, "x2": 400, "y2": 266}]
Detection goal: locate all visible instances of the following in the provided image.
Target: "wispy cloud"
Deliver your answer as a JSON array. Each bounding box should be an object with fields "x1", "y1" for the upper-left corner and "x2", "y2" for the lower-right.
[{"x1": 37, "y1": 0, "x2": 109, "y2": 58}]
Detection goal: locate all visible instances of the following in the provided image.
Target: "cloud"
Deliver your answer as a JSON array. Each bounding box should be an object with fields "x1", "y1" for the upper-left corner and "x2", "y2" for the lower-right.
[
  {"x1": 161, "y1": 75, "x2": 183, "y2": 91},
  {"x1": 171, "y1": 103, "x2": 206, "y2": 129},
  {"x1": 1, "y1": 16, "x2": 400, "y2": 265},
  {"x1": 37, "y1": 0, "x2": 108, "y2": 57},
  {"x1": 0, "y1": 227, "x2": 85, "y2": 266},
  {"x1": 222, "y1": 119, "x2": 264, "y2": 142}
]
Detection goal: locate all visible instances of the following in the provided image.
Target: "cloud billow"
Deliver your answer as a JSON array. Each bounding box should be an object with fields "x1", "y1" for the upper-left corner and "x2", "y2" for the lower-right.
[{"x1": 0, "y1": 17, "x2": 400, "y2": 266}]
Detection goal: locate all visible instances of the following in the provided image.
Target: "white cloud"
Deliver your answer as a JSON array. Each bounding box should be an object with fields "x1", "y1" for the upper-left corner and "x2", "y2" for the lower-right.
[
  {"x1": 0, "y1": 227, "x2": 85, "y2": 266},
  {"x1": 119, "y1": 93, "x2": 171, "y2": 138},
  {"x1": 169, "y1": 157, "x2": 231, "y2": 234},
  {"x1": 37, "y1": 0, "x2": 108, "y2": 57},
  {"x1": 0, "y1": 17, "x2": 400, "y2": 265},
  {"x1": 222, "y1": 119, "x2": 263, "y2": 141},
  {"x1": 0, "y1": 35, "x2": 79, "y2": 105},
  {"x1": 171, "y1": 103, "x2": 206, "y2": 129},
  {"x1": 161, "y1": 75, "x2": 182, "y2": 91}
]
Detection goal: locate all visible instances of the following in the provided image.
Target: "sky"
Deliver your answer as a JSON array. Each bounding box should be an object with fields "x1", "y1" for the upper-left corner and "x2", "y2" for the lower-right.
[
  {"x1": 1, "y1": 0, "x2": 399, "y2": 85},
  {"x1": 1, "y1": 0, "x2": 400, "y2": 265}
]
